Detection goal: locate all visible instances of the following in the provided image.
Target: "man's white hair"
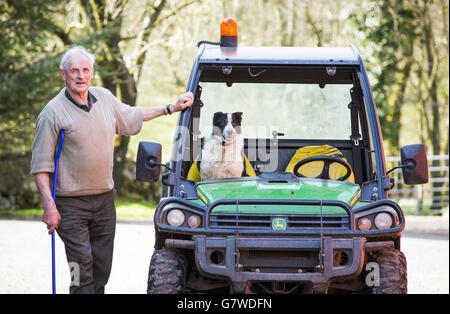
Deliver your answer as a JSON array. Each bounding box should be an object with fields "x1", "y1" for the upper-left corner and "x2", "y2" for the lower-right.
[{"x1": 60, "y1": 46, "x2": 95, "y2": 73}]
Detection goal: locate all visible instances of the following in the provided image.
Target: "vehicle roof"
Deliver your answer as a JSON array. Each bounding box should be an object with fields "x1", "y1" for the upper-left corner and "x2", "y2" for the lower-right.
[{"x1": 198, "y1": 46, "x2": 361, "y2": 66}]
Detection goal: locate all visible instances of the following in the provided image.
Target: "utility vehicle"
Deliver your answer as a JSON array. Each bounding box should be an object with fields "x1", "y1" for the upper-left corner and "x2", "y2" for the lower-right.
[{"x1": 136, "y1": 18, "x2": 428, "y2": 294}]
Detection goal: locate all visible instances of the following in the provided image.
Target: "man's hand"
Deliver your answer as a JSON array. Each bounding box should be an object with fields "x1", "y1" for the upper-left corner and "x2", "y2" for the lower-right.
[
  {"x1": 34, "y1": 173, "x2": 60, "y2": 234},
  {"x1": 42, "y1": 199, "x2": 61, "y2": 235},
  {"x1": 171, "y1": 92, "x2": 194, "y2": 113},
  {"x1": 141, "y1": 92, "x2": 195, "y2": 122}
]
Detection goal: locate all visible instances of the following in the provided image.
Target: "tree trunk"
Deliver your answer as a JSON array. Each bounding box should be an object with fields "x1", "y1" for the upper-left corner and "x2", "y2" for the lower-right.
[
  {"x1": 111, "y1": 0, "x2": 167, "y2": 191},
  {"x1": 390, "y1": 59, "x2": 413, "y2": 153},
  {"x1": 421, "y1": 0, "x2": 443, "y2": 214},
  {"x1": 111, "y1": 57, "x2": 137, "y2": 190}
]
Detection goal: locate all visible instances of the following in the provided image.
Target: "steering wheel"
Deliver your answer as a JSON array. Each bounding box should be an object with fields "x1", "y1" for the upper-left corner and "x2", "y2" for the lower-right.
[{"x1": 292, "y1": 156, "x2": 352, "y2": 181}]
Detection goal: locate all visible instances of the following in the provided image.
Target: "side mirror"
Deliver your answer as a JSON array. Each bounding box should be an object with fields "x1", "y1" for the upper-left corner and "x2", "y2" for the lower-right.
[
  {"x1": 136, "y1": 142, "x2": 162, "y2": 182},
  {"x1": 400, "y1": 144, "x2": 429, "y2": 185}
]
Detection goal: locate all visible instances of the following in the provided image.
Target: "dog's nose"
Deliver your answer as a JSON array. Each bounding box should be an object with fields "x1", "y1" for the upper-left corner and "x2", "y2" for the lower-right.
[{"x1": 224, "y1": 127, "x2": 234, "y2": 137}]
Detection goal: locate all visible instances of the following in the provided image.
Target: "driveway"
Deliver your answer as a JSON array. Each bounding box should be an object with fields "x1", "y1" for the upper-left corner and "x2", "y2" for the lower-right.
[{"x1": 0, "y1": 214, "x2": 448, "y2": 294}]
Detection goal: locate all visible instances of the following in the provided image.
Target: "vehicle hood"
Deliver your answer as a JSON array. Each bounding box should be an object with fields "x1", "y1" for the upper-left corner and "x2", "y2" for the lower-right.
[{"x1": 195, "y1": 177, "x2": 360, "y2": 215}]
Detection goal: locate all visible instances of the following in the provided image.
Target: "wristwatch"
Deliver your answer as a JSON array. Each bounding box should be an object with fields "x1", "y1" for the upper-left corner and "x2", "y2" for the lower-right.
[{"x1": 166, "y1": 104, "x2": 172, "y2": 115}]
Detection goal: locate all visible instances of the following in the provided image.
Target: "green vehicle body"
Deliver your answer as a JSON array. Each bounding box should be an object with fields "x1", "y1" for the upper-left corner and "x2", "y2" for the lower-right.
[
  {"x1": 136, "y1": 39, "x2": 429, "y2": 294},
  {"x1": 196, "y1": 179, "x2": 360, "y2": 215}
]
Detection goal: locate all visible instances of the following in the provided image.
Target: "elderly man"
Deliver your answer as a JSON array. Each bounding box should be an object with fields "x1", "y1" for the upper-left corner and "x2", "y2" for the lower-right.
[{"x1": 30, "y1": 46, "x2": 193, "y2": 294}]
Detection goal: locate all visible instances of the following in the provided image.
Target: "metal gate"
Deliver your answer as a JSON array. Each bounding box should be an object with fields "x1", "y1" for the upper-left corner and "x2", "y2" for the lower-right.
[{"x1": 386, "y1": 155, "x2": 449, "y2": 215}]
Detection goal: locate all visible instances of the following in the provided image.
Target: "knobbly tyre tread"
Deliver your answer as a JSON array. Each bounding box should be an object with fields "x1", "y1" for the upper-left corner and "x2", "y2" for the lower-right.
[
  {"x1": 369, "y1": 249, "x2": 407, "y2": 294},
  {"x1": 147, "y1": 248, "x2": 187, "y2": 294}
]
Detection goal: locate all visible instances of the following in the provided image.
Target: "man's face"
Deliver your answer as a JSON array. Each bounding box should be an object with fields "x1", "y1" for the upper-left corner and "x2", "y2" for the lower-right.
[{"x1": 60, "y1": 53, "x2": 93, "y2": 97}]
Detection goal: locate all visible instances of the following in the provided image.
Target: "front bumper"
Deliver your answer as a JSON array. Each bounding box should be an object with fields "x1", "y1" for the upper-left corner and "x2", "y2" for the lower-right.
[{"x1": 166, "y1": 236, "x2": 394, "y2": 293}]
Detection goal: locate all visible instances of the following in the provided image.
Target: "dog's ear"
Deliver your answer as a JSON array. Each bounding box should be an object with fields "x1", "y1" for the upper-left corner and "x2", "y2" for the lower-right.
[
  {"x1": 232, "y1": 112, "x2": 243, "y2": 125},
  {"x1": 213, "y1": 112, "x2": 224, "y2": 125}
]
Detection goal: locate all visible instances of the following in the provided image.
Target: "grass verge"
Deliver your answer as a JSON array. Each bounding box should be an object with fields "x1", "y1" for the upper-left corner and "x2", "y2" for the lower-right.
[{"x1": 0, "y1": 197, "x2": 156, "y2": 222}]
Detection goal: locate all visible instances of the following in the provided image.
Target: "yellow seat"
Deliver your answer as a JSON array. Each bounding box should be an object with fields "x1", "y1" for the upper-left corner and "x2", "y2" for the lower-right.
[
  {"x1": 285, "y1": 145, "x2": 355, "y2": 183},
  {"x1": 187, "y1": 153, "x2": 256, "y2": 182}
]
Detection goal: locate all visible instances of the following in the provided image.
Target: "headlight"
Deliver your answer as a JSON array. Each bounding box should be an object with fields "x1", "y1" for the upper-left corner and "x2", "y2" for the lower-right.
[
  {"x1": 357, "y1": 217, "x2": 372, "y2": 231},
  {"x1": 187, "y1": 214, "x2": 201, "y2": 228},
  {"x1": 374, "y1": 212, "x2": 393, "y2": 229},
  {"x1": 167, "y1": 209, "x2": 185, "y2": 226},
  {"x1": 354, "y1": 204, "x2": 400, "y2": 231}
]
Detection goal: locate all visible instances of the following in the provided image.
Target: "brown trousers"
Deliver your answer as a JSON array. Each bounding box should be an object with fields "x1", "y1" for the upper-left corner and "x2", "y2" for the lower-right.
[{"x1": 55, "y1": 189, "x2": 116, "y2": 294}]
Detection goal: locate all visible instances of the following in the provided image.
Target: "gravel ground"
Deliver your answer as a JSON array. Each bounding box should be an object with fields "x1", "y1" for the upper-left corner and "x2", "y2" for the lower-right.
[
  {"x1": 401, "y1": 214, "x2": 449, "y2": 294},
  {"x1": 0, "y1": 214, "x2": 448, "y2": 294},
  {"x1": 0, "y1": 220, "x2": 154, "y2": 294}
]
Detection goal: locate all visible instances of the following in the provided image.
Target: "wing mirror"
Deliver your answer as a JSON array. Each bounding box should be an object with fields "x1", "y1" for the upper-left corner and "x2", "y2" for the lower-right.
[
  {"x1": 136, "y1": 142, "x2": 172, "y2": 182},
  {"x1": 387, "y1": 144, "x2": 429, "y2": 185}
]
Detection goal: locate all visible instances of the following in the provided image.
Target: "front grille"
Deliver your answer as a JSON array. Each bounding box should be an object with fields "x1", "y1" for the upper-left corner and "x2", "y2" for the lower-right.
[{"x1": 209, "y1": 213, "x2": 349, "y2": 230}]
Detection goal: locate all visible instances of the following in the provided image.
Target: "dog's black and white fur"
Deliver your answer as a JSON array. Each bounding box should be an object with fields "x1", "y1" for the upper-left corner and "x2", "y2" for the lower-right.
[{"x1": 200, "y1": 112, "x2": 245, "y2": 180}]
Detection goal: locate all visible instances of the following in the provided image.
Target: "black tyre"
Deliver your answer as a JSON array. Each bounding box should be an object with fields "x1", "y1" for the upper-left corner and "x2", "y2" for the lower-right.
[
  {"x1": 368, "y1": 249, "x2": 407, "y2": 294},
  {"x1": 147, "y1": 248, "x2": 187, "y2": 294}
]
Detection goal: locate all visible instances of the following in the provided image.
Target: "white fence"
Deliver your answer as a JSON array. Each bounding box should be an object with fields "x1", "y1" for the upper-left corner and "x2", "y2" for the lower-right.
[{"x1": 386, "y1": 155, "x2": 449, "y2": 214}]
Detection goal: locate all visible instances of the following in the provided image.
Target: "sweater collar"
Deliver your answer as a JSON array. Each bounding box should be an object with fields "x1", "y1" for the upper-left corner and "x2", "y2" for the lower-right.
[{"x1": 64, "y1": 89, "x2": 97, "y2": 112}]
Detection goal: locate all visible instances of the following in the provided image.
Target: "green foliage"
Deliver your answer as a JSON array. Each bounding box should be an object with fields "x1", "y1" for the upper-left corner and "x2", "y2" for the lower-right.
[
  {"x1": 350, "y1": 1, "x2": 419, "y2": 153},
  {"x1": 0, "y1": 0, "x2": 190, "y2": 209},
  {"x1": 0, "y1": 0, "x2": 65, "y2": 151},
  {"x1": 0, "y1": 0, "x2": 66, "y2": 209},
  {"x1": 350, "y1": 0, "x2": 448, "y2": 156}
]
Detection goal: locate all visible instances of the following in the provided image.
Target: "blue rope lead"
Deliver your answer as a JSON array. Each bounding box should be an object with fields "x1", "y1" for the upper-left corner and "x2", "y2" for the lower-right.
[{"x1": 51, "y1": 129, "x2": 64, "y2": 294}]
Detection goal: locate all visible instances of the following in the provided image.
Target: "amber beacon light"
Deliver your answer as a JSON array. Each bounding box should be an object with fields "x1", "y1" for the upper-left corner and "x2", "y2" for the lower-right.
[{"x1": 220, "y1": 17, "x2": 238, "y2": 47}]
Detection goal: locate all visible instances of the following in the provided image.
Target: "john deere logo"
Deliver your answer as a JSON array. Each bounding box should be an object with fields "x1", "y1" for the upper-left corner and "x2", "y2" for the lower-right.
[{"x1": 272, "y1": 218, "x2": 287, "y2": 230}]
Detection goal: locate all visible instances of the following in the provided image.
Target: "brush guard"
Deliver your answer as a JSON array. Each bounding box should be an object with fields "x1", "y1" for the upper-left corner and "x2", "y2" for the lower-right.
[{"x1": 158, "y1": 198, "x2": 404, "y2": 293}]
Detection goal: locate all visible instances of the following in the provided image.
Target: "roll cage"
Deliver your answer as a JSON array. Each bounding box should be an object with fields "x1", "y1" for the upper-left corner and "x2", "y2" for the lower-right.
[{"x1": 167, "y1": 46, "x2": 386, "y2": 200}]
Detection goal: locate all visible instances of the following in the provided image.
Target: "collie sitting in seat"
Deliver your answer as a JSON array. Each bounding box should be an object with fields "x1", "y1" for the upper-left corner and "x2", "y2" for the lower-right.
[
  {"x1": 199, "y1": 112, "x2": 246, "y2": 180},
  {"x1": 186, "y1": 112, "x2": 256, "y2": 182}
]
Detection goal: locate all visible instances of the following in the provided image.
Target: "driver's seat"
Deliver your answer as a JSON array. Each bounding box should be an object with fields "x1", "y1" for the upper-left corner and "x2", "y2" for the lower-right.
[{"x1": 285, "y1": 145, "x2": 355, "y2": 183}]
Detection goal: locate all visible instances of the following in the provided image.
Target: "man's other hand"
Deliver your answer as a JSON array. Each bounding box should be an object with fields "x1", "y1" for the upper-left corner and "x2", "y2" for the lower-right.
[{"x1": 172, "y1": 92, "x2": 194, "y2": 112}]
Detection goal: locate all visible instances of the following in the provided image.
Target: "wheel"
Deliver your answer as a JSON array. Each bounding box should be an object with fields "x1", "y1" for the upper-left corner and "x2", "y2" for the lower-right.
[
  {"x1": 147, "y1": 248, "x2": 187, "y2": 294},
  {"x1": 292, "y1": 156, "x2": 352, "y2": 181},
  {"x1": 368, "y1": 249, "x2": 407, "y2": 294}
]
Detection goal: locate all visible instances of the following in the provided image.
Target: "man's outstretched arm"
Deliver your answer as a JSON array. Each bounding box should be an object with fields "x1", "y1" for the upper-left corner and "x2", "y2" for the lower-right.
[{"x1": 141, "y1": 92, "x2": 194, "y2": 122}]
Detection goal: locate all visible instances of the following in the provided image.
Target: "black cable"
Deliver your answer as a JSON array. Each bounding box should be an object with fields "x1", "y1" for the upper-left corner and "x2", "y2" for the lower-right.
[{"x1": 196, "y1": 40, "x2": 221, "y2": 47}]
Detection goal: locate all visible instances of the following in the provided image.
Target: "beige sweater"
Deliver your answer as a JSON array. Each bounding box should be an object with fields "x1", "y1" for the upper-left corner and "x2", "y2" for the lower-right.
[{"x1": 30, "y1": 87, "x2": 143, "y2": 196}]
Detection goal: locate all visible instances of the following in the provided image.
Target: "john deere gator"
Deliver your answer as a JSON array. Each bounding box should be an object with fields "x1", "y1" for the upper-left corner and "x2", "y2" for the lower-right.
[{"x1": 136, "y1": 18, "x2": 429, "y2": 294}]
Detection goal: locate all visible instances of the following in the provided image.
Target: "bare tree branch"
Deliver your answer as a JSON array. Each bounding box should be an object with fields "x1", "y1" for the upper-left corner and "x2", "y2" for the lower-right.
[
  {"x1": 304, "y1": 6, "x2": 323, "y2": 47},
  {"x1": 153, "y1": 0, "x2": 200, "y2": 27}
]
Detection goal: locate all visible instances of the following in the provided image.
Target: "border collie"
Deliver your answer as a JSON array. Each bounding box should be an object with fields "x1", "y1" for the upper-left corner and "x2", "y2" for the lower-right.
[{"x1": 200, "y1": 112, "x2": 244, "y2": 180}]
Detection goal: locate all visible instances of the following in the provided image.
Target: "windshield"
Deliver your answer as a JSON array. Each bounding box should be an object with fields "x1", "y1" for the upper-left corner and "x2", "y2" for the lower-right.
[{"x1": 199, "y1": 82, "x2": 353, "y2": 140}]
